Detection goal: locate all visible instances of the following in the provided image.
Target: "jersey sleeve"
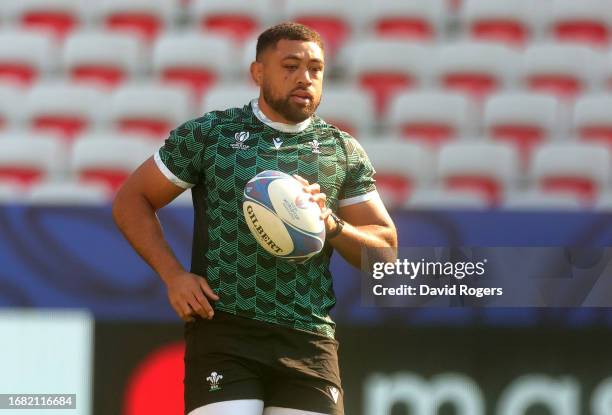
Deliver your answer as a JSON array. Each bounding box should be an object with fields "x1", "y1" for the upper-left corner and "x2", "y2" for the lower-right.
[
  {"x1": 154, "y1": 118, "x2": 207, "y2": 189},
  {"x1": 338, "y1": 134, "x2": 378, "y2": 207}
]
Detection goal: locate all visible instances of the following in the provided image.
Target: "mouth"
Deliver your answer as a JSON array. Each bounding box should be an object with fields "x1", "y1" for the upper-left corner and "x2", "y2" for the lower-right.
[{"x1": 290, "y1": 90, "x2": 314, "y2": 105}]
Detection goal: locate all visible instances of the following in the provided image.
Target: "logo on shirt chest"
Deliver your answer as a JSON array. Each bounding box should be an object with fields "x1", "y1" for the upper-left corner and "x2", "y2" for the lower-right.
[
  {"x1": 231, "y1": 131, "x2": 250, "y2": 150},
  {"x1": 309, "y1": 139, "x2": 321, "y2": 154}
]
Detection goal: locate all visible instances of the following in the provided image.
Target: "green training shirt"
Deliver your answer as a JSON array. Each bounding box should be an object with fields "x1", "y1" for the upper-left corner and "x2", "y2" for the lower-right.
[{"x1": 155, "y1": 99, "x2": 377, "y2": 338}]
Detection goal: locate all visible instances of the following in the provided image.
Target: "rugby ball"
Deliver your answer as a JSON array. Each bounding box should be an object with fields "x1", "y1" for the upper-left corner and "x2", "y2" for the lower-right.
[{"x1": 243, "y1": 170, "x2": 326, "y2": 263}]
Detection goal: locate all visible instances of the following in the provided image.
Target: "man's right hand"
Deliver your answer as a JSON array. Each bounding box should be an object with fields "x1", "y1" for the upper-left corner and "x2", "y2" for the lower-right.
[{"x1": 165, "y1": 271, "x2": 220, "y2": 322}]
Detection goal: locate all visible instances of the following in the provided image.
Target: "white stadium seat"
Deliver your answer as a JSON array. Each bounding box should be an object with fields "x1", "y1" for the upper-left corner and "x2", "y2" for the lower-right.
[
  {"x1": 521, "y1": 44, "x2": 606, "y2": 100},
  {"x1": 341, "y1": 39, "x2": 433, "y2": 116},
  {"x1": 594, "y1": 192, "x2": 612, "y2": 211},
  {"x1": 0, "y1": 182, "x2": 25, "y2": 202},
  {"x1": 360, "y1": 140, "x2": 435, "y2": 209},
  {"x1": 152, "y1": 32, "x2": 236, "y2": 100},
  {"x1": 386, "y1": 91, "x2": 477, "y2": 147},
  {"x1": 358, "y1": 0, "x2": 447, "y2": 42},
  {"x1": 545, "y1": 0, "x2": 611, "y2": 48},
  {"x1": 23, "y1": 82, "x2": 108, "y2": 141},
  {"x1": 438, "y1": 141, "x2": 519, "y2": 205},
  {"x1": 201, "y1": 84, "x2": 259, "y2": 113},
  {"x1": 26, "y1": 181, "x2": 111, "y2": 205},
  {"x1": 94, "y1": 0, "x2": 179, "y2": 43},
  {"x1": 71, "y1": 137, "x2": 154, "y2": 191},
  {"x1": 531, "y1": 142, "x2": 610, "y2": 203},
  {"x1": 315, "y1": 86, "x2": 375, "y2": 138},
  {"x1": 0, "y1": 135, "x2": 66, "y2": 186},
  {"x1": 503, "y1": 190, "x2": 583, "y2": 210},
  {"x1": 433, "y1": 41, "x2": 520, "y2": 101},
  {"x1": 0, "y1": 86, "x2": 24, "y2": 131},
  {"x1": 460, "y1": 0, "x2": 539, "y2": 47},
  {"x1": 0, "y1": 30, "x2": 57, "y2": 87},
  {"x1": 405, "y1": 188, "x2": 489, "y2": 210},
  {"x1": 572, "y1": 94, "x2": 612, "y2": 148},
  {"x1": 2, "y1": 0, "x2": 89, "y2": 39},
  {"x1": 108, "y1": 83, "x2": 192, "y2": 139},
  {"x1": 62, "y1": 31, "x2": 145, "y2": 90},
  {"x1": 483, "y1": 92, "x2": 564, "y2": 162},
  {"x1": 189, "y1": 0, "x2": 270, "y2": 43}
]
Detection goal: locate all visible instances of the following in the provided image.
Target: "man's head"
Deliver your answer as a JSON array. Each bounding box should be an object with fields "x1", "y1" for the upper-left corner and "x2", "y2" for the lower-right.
[{"x1": 250, "y1": 22, "x2": 325, "y2": 124}]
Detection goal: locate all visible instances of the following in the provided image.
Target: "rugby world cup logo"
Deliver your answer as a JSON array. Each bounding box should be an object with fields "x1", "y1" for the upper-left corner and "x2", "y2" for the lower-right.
[
  {"x1": 206, "y1": 371, "x2": 223, "y2": 392},
  {"x1": 231, "y1": 131, "x2": 250, "y2": 149}
]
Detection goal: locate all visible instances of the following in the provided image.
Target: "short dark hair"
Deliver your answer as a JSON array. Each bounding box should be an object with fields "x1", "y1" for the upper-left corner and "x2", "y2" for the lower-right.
[{"x1": 256, "y1": 22, "x2": 324, "y2": 61}]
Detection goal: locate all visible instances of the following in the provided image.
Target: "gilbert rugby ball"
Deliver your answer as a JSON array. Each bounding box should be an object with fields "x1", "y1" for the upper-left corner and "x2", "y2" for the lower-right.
[{"x1": 243, "y1": 170, "x2": 326, "y2": 262}]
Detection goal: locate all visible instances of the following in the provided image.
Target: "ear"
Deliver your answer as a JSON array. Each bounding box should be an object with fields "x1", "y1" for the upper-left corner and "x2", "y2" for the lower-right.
[{"x1": 250, "y1": 61, "x2": 263, "y2": 87}]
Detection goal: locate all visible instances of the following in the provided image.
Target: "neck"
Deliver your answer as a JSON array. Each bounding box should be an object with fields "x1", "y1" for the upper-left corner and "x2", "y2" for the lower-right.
[
  {"x1": 257, "y1": 96, "x2": 293, "y2": 124},
  {"x1": 251, "y1": 98, "x2": 312, "y2": 134}
]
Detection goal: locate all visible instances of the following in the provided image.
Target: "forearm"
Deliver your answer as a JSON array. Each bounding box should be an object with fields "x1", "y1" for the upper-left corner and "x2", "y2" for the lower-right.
[
  {"x1": 328, "y1": 222, "x2": 397, "y2": 269},
  {"x1": 112, "y1": 192, "x2": 184, "y2": 285}
]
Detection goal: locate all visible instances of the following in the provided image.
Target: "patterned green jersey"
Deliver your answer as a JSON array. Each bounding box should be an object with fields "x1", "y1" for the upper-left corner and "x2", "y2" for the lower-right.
[{"x1": 155, "y1": 99, "x2": 377, "y2": 338}]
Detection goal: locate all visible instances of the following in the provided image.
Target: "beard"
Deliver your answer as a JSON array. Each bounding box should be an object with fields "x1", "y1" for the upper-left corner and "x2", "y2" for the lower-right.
[{"x1": 261, "y1": 81, "x2": 320, "y2": 123}]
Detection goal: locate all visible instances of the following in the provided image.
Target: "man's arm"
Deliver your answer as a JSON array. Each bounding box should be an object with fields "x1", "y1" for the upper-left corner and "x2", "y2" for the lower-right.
[
  {"x1": 112, "y1": 157, "x2": 219, "y2": 322},
  {"x1": 294, "y1": 176, "x2": 398, "y2": 269}
]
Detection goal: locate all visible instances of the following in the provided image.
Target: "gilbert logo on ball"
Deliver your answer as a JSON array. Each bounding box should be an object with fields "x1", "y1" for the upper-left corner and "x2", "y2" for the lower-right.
[{"x1": 243, "y1": 170, "x2": 326, "y2": 263}]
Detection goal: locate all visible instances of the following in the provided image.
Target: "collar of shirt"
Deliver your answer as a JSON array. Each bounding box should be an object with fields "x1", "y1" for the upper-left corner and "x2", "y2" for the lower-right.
[{"x1": 250, "y1": 98, "x2": 312, "y2": 134}]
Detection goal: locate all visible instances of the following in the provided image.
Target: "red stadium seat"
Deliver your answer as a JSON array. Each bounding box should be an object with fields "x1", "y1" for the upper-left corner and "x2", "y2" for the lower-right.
[
  {"x1": 360, "y1": 140, "x2": 435, "y2": 209},
  {"x1": 522, "y1": 44, "x2": 605, "y2": 101},
  {"x1": 24, "y1": 83, "x2": 108, "y2": 141},
  {"x1": 483, "y1": 92, "x2": 563, "y2": 163},
  {"x1": 438, "y1": 142, "x2": 519, "y2": 205},
  {"x1": 5, "y1": 0, "x2": 87, "y2": 40},
  {"x1": 461, "y1": 0, "x2": 536, "y2": 47},
  {"x1": 434, "y1": 42, "x2": 520, "y2": 102},
  {"x1": 62, "y1": 31, "x2": 145, "y2": 90},
  {"x1": 71, "y1": 137, "x2": 154, "y2": 191},
  {"x1": 0, "y1": 134, "x2": 66, "y2": 187},
  {"x1": 531, "y1": 143, "x2": 610, "y2": 203},
  {"x1": 109, "y1": 83, "x2": 192, "y2": 139},
  {"x1": 386, "y1": 91, "x2": 477, "y2": 148},
  {"x1": 573, "y1": 95, "x2": 612, "y2": 149},
  {"x1": 342, "y1": 40, "x2": 431, "y2": 117},
  {"x1": 97, "y1": 0, "x2": 178, "y2": 43},
  {"x1": 152, "y1": 33, "x2": 235, "y2": 102},
  {"x1": 190, "y1": 0, "x2": 267, "y2": 43},
  {"x1": 360, "y1": 0, "x2": 447, "y2": 42},
  {"x1": 0, "y1": 31, "x2": 56, "y2": 88},
  {"x1": 547, "y1": 0, "x2": 610, "y2": 48},
  {"x1": 314, "y1": 86, "x2": 375, "y2": 138}
]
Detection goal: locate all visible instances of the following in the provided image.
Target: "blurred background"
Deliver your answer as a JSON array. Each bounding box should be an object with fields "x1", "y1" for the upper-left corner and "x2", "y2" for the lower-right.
[{"x1": 2, "y1": 0, "x2": 612, "y2": 414}]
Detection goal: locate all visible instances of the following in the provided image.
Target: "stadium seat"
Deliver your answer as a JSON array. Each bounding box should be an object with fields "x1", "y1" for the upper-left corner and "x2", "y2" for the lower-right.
[
  {"x1": 95, "y1": 0, "x2": 178, "y2": 43},
  {"x1": 62, "y1": 31, "x2": 145, "y2": 90},
  {"x1": 24, "y1": 83, "x2": 108, "y2": 141},
  {"x1": 433, "y1": 42, "x2": 520, "y2": 101},
  {"x1": 521, "y1": 44, "x2": 605, "y2": 100},
  {"x1": 359, "y1": 0, "x2": 447, "y2": 42},
  {"x1": 71, "y1": 137, "x2": 154, "y2": 191},
  {"x1": 26, "y1": 181, "x2": 112, "y2": 205},
  {"x1": 0, "y1": 86, "x2": 24, "y2": 131},
  {"x1": 3, "y1": 0, "x2": 88, "y2": 40},
  {"x1": 573, "y1": 95, "x2": 612, "y2": 149},
  {"x1": 531, "y1": 143, "x2": 610, "y2": 203},
  {"x1": 404, "y1": 188, "x2": 489, "y2": 210},
  {"x1": 359, "y1": 140, "x2": 435, "y2": 209},
  {"x1": 0, "y1": 31, "x2": 56, "y2": 87},
  {"x1": 438, "y1": 141, "x2": 519, "y2": 205},
  {"x1": 503, "y1": 190, "x2": 583, "y2": 210},
  {"x1": 594, "y1": 192, "x2": 612, "y2": 211},
  {"x1": 284, "y1": 0, "x2": 354, "y2": 56},
  {"x1": 341, "y1": 40, "x2": 432, "y2": 116},
  {"x1": 0, "y1": 182, "x2": 25, "y2": 202},
  {"x1": 483, "y1": 92, "x2": 563, "y2": 163},
  {"x1": 152, "y1": 33, "x2": 235, "y2": 101},
  {"x1": 314, "y1": 86, "x2": 375, "y2": 138},
  {"x1": 460, "y1": 0, "x2": 537, "y2": 47},
  {"x1": 189, "y1": 0, "x2": 269, "y2": 43},
  {"x1": 606, "y1": 51, "x2": 612, "y2": 90},
  {"x1": 386, "y1": 91, "x2": 477, "y2": 148},
  {"x1": 0, "y1": 135, "x2": 66, "y2": 186},
  {"x1": 200, "y1": 84, "x2": 259, "y2": 113},
  {"x1": 108, "y1": 83, "x2": 192, "y2": 139},
  {"x1": 545, "y1": 0, "x2": 610, "y2": 48}
]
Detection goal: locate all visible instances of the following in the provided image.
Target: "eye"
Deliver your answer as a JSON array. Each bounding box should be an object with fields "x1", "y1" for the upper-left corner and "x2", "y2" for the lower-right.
[{"x1": 284, "y1": 65, "x2": 298, "y2": 71}]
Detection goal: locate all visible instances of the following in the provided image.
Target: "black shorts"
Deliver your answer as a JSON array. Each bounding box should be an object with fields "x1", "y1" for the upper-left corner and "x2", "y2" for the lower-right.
[{"x1": 184, "y1": 310, "x2": 344, "y2": 415}]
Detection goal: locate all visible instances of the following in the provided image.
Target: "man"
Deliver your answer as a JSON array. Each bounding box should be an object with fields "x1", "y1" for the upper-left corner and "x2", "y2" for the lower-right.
[{"x1": 113, "y1": 22, "x2": 397, "y2": 415}]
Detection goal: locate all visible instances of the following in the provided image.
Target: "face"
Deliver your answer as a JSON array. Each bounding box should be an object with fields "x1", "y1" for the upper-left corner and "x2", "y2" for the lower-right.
[{"x1": 252, "y1": 39, "x2": 324, "y2": 123}]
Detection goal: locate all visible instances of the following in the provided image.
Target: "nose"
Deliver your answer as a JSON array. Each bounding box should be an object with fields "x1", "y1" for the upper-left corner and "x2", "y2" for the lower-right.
[{"x1": 296, "y1": 67, "x2": 312, "y2": 86}]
